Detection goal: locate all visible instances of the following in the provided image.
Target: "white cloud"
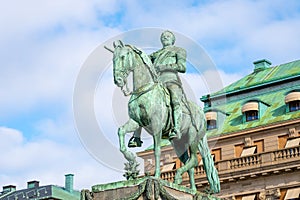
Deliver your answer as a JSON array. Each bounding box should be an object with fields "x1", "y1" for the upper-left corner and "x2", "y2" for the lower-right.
[
  {"x1": 0, "y1": 127, "x2": 23, "y2": 149},
  {"x1": 0, "y1": 21, "x2": 120, "y2": 118},
  {"x1": 0, "y1": 0, "x2": 121, "y2": 40},
  {"x1": 2, "y1": 0, "x2": 299, "y2": 115},
  {"x1": 0, "y1": 125, "x2": 125, "y2": 190},
  {"x1": 244, "y1": 19, "x2": 300, "y2": 62},
  {"x1": 182, "y1": 70, "x2": 243, "y2": 102},
  {"x1": 115, "y1": 0, "x2": 300, "y2": 73}
]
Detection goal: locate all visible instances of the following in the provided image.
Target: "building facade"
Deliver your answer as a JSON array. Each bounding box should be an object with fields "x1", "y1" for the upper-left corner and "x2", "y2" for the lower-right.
[
  {"x1": 137, "y1": 59, "x2": 300, "y2": 200},
  {"x1": 0, "y1": 174, "x2": 80, "y2": 200}
]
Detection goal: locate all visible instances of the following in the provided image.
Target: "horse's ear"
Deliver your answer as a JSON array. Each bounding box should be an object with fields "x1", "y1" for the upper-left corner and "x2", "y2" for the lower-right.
[{"x1": 113, "y1": 40, "x2": 124, "y2": 48}]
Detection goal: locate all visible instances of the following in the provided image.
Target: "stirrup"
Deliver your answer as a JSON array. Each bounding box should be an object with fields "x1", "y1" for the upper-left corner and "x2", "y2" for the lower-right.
[
  {"x1": 128, "y1": 136, "x2": 143, "y2": 148},
  {"x1": 169, "y1": 130, "x2": 178, "y2": 140}
]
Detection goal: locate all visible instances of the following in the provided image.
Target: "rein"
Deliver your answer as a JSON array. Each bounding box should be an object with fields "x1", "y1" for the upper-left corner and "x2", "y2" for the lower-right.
[
  {"x1": 129, "y1": 83, "x2": 157, "y2": 103},
  {"x1": 119, "y1": 45, "x2": 159, "y2": 97}
]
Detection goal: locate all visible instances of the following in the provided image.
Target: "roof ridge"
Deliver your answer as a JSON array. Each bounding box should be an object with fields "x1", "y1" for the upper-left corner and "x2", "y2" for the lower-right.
[{"x1": 209, "y1": 59, "x2": 300, "y2": 98}]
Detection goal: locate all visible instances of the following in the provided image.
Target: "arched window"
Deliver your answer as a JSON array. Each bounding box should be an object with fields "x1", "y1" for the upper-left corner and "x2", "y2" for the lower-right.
[
  {"x1": 242, "y1": 101, "x2": 259, "y2": 122},
  {"x1": 205, "y1": 111, "x2": 217, "y2": 130},
  {"x1": 285, "y1": 91, "x2": 300, "y2": 112}
]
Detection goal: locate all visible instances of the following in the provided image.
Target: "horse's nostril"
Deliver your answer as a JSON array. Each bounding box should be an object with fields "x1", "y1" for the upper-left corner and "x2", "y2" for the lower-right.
[{"x1": 115, "y1": 77, "x2": 123, "y2": 86}]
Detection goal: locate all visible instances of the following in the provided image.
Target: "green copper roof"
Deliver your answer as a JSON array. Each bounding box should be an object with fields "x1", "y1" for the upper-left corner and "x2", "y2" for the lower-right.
[
  {"x1": 207, "y1": 86, "x2": 300, "y2": 137},
  {"x1": 211, "y1": 59, "x2": 300, "y2": 97},
  {"x1": 206, "y1": 59, "x2": 300, "y2": 137},
  {"x1": 52, "y1": 185, "x2": 80, "y2": 199}
]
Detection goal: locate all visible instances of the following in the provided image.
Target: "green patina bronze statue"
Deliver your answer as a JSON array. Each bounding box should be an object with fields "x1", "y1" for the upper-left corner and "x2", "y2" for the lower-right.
[
  {"x1": 109, "y1": 31, "x2": 220, "y2": 193},
  {"x1": 128, "y1": 30, "x2": 188, "y2": 147}
]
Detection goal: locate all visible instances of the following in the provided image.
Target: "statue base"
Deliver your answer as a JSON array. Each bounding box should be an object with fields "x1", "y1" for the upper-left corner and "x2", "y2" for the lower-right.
[{"x1": 86, "y1": 177, "x2": 221, "y2": 200}]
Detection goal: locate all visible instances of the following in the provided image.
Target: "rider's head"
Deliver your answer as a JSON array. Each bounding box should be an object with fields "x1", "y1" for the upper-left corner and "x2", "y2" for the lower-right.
[{"x1": 160, "y1": 30, "x2": 175, "y2": 47}]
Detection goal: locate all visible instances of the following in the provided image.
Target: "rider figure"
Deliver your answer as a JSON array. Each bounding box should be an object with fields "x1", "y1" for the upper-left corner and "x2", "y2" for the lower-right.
[
  {"x1": 151, "y1": 30, "x2": 186, "y2": 139},
  {"x1": 128, "y1": 30, "x2": 187, "y2": 147}
]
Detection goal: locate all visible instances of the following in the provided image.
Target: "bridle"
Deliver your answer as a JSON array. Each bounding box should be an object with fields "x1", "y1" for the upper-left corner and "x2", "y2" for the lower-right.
[
  {"x1": 113, "y1": 46, "x2": 133, "y2": 96},
  {"x1": 112, "y1": 41, "x2": 158, "y2": 97}
]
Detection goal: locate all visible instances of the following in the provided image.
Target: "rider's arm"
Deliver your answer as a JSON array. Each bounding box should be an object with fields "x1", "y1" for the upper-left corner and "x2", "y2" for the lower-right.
[
  {"x1": 175, "y1": 48, "x2": 186, "y2": 73},
  {"x1": 152, "y1": 47, "x2": 187, "y2": 73}
]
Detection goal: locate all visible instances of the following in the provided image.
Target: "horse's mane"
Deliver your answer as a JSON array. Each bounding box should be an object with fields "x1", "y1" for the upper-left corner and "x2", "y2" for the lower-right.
[{"x1": 125, "y1": 44, "x2": 159, "y2": 82}]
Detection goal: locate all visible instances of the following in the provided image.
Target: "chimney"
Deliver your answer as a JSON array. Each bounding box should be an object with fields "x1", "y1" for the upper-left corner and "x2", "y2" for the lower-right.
[
  {"x1": 253, "y1": 59, "x2": 272, "y2": 72},
  {"x1": 2, "y1": 185, "x2": 16, "y2": 194},
  {"x1": 27, "y1": 180, "x2": 39, "y2": 189},
  {"x1": 65, "y1": 174, "x2": 74, "y2": 193}
]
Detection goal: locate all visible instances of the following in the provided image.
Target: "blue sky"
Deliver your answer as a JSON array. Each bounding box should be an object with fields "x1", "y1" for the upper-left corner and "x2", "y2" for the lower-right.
[{"x1": 1, "y1": 0, "x2": 300, "y2": 190}]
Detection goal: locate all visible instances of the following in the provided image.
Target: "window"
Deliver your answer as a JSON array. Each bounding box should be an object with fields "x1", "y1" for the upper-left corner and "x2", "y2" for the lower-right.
[
  {"x1": 278, "y1": 135, "x2": 289, "y2": 149},
  {"x1": 245, "y1": 110, "x2": 258, "y2": 121},
  {"x1": 285, "y1": 137, "x2": 300, "y2": 148},
  {"x1": 284, "y1": 187, "x2": 300, "y2": 200},
  {"x1": 198, "y1": 149, "x2": 221, "y2": 165},
  {"x1": 253, "y1": 140, "x2": 264, "y2": 153},
  {"x1": 242, "y1": 194, "x2": 256, "y2": 200},
  {"x1": 175, "y1": 158, "x2": 182, "y2": 169},
  {"x1": 207, "y1": 120, "x2": 217, "y2": 130},
  {"x1": 285, "y1": 91, "x2": 300, "y2": 112},
  {"x1": 211, "y1": 148, "x2": 221, "y2": 162},
  {"x1": 205, "y1": 111, "x2": 217, "y2": 130},
  {"x1": 235, "y1": 143, "x2": 261, "y2": 157},
  {"x1": 278, "y1": 135, "x2": 300, "y2": 149},
  {"x1": 240, "y1": 146, "x2": 257, "y2": 157},
  {"x1": 161, "y1": 163, "x2": 175, "y2": 172},
  {"x1": 235, "y1": 144, "x2": 245, "y2": 157},
  {"x1": 289, "y1": 100, "x2": 300, "y2": 112},
  {"x1": 242, "y1": 101, "x2": 259, "y2": 122}
]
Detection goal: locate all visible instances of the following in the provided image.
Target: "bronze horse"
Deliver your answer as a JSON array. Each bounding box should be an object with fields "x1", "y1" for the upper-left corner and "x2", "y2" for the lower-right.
[{"x1": 111, "y1": 40, "x2": 220, "y2": 193}]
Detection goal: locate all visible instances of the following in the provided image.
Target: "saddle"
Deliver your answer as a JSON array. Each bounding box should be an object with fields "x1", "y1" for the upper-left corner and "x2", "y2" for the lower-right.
[
  {"x1": 161, "y1": 84, "x2": 198, "y2": 139},
  {"x1": 160, "y1": 86, "x2": 189, "y2": 139}
]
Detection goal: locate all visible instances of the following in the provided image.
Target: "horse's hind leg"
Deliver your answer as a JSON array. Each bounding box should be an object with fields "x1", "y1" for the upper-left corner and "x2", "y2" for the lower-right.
[
  {"x1": 175, "y1": 150, "x2": 189, "y2": 184},
  {"x1": 175, "y1": 150, "x2": 197, "y2": 191},
  {"x1": 174, "y1": 143, "x2": 198, "y2": 191},
  {"x1": 118, "y1": 119, "x2": 140, "y2": 162}
]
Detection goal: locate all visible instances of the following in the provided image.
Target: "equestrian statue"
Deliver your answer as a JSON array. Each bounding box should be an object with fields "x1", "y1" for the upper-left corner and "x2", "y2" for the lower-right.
[{"x1": 107, "y1": 31, "x2": 220, "y2": 193}]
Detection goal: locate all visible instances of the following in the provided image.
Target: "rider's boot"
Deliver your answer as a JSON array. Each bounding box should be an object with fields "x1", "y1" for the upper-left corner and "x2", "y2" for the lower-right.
[
  {"x1": 169, "y1": 104, "x2": 182, "y2": 140},
  {"x1": 128, "y1": 136, "x2": 143, "y2": 148}
]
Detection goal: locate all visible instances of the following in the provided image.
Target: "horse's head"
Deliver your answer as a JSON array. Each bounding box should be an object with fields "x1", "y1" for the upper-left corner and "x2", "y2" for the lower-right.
[
  {"x1": 112, "y1": 40, "x2": 157, "y2": 96},
  {"x1": 112, "y1": 40, "x2": 134, "y2": 89}
]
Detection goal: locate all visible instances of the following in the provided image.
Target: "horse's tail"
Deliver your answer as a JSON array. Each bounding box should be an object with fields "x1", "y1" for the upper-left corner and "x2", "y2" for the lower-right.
[
  {"x1": 198, "y1": 135, "x2": 220, "y2": 193},
  {"x1": 194, "y1": 104, "x2": 220, "y2": 193}
]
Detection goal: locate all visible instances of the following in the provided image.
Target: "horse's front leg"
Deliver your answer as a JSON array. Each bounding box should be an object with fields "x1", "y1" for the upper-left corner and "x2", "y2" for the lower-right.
[
  {"x1": 150, "y1": 118, "x2": 163, "y2": 178},
  {"x1": 118, "y1": 119, "x2": 140, "y2": 162},
  {"x1": 152, "y1": 133, "x2": 161, "y2": 178}
]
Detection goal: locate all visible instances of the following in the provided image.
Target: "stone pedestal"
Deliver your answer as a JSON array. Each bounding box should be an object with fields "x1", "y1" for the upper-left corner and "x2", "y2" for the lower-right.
[{"x1": 83, "y1": 177, "x2": 220, "y2": 200}]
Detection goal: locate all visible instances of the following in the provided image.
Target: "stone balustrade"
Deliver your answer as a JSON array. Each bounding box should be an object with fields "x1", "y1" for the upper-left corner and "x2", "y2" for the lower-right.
[
  {"x1": 228, "y1": 154, "x2": 261, "y2": 169},
  {"x1": 273, "y1": 145, "x2": 300, "y2": 160},
  {"x1": 160, "y1": 145, "x2": 300, "y2": 183}
]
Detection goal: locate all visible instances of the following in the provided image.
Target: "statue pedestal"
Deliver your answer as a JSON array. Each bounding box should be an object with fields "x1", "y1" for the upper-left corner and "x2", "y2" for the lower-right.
[{"x1": 90, "y1": 177, "x2": 220, "y2": 200}]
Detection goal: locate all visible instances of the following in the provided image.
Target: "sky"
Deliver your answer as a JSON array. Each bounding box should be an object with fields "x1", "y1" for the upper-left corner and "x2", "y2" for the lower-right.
[{"x1": 1, "y1": 0, "x2": 300, "y2": 191}]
